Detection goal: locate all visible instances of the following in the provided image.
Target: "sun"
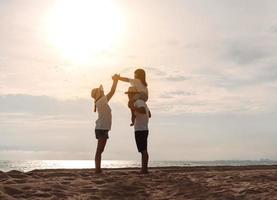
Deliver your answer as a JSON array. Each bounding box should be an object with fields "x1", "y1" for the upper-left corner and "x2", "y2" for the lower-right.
[{"x1": 46, "y1": 0, "x2": 124, "y2": 64}]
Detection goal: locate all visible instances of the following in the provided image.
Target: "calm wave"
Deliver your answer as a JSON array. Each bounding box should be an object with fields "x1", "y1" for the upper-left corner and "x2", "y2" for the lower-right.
[{"x1": 0, "y1": 160, "x2": 276, "y2": 172}]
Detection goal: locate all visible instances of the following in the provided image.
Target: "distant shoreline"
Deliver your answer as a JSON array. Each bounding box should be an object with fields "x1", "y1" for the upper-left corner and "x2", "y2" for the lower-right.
[
  {"x1": 1, "y1": 160, "x2": 277, "y2": 173},
  {"x1": 2, "y1": 164, "x2": 277, "y2": 173}
]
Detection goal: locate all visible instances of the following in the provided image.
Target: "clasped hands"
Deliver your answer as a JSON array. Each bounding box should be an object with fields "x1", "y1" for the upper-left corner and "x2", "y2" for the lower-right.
[{"x1": 112, "y1": 74, "x2": 120, "y2": 81}]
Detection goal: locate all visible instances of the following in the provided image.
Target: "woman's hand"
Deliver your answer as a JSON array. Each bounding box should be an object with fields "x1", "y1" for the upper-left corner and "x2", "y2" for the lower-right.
[{"x1": 112, "y1": 74, "x2": 120, "y2": 81}]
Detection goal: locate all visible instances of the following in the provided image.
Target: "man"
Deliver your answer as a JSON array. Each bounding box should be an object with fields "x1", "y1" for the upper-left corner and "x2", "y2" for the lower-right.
[{"x1": 125, "y1": 87, "x2": 151, "y2": 174}]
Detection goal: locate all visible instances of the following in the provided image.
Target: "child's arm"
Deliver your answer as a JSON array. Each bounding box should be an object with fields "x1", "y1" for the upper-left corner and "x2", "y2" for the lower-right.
[
  {"x1": 118, "y1": 75, "x2": 130, "y2": 83},
  {"x1": 106, "y1": 75, "x2": 119, "y2": 102}
]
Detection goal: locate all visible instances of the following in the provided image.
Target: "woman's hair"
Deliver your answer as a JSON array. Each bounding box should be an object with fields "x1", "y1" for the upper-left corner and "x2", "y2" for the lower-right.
[{"x1": 135, "y1": 68, "x2": 147, "y2": 87}]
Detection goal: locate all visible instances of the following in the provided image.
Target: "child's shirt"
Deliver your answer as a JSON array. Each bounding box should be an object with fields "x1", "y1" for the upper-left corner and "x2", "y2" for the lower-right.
[
  {"x1": 128, "y1": 78, "x2": 148, "y2": 97},
  {"x1": 95, "y1": 96, "x2": 112, "y2": 131}
]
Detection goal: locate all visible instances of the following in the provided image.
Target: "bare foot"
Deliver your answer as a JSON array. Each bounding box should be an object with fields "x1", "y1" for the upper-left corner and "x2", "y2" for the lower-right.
[
  {"x1": 95, "y1": 169, "x2": 102, "y2": 174},
  {"x1": 140, "y1": 170, "x2": 149, "y2": 174}
]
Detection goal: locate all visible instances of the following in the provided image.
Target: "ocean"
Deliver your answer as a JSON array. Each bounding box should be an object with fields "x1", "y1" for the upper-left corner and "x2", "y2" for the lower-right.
[{"x1": 1, "y1": 160, "x2": 277, "y2": 172}]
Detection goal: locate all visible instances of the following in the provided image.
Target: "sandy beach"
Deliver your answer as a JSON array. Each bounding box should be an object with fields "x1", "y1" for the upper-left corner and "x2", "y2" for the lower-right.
[{"x1": 0, "y1": 165, "x2": 277, "y2": 200}]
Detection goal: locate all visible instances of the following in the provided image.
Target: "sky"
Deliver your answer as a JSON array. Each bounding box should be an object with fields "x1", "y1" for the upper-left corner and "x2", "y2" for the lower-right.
[{"x1": 1, "y1": 0, "x2": 277, "y2": 161}]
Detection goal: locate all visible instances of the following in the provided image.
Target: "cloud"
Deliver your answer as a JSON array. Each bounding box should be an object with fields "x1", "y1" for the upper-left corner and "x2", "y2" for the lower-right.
[
  {"x1": 223, "y1": 40, "x2": 271, "y2": 65},
  {"x1": 0, "y1": 150, "x2": 91, "y2": 161},
  {"x1": 1, "y1": 0, "x2": 277, "y2": 161},
  {"x1": 0, "y1": 94, "x2": 91, "y2": 117},
  {"x1": 160, "y1": 91, "x2": 196, "y2": 99},
  {"x1": 165, "y1": 74, "x2": 190, "y2": 82},
  {"x1": 260, "y1": 65, "x2": 277, "y2": 82},
  {"x1": 2, "y1": 110, "x2": 277, "y2": 161},
  {"x1": 200, "y1": 60, "x2": 277, "y2": 89},
  {"x1": 144, "y1": 67, "x2": 167, "y2": 76},
  {"x1": 116, "y1": 66, "x2": 191, "y2": 83},
  {"x1": 165, "y1": 39, "x2": 180, "y2": 46},
  {"x1": 270, "y1": 24, "x2": 277, "y2": 33}
]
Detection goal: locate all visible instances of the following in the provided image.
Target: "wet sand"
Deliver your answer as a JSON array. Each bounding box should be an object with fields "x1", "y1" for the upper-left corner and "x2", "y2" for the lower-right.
[{"x1": 0, "y1": 165, "x2": 277, "y2": 200}]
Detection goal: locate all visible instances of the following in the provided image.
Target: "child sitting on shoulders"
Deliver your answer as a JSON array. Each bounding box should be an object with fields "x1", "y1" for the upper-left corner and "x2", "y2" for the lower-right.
[{"x1": 118, "y1": 68, "x2": 150, "y2": 126}]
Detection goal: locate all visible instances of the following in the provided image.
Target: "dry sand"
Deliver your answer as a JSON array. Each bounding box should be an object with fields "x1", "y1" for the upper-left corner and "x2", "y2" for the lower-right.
[{"x1": 0, "y1": 165, "x2": 277, "y2": 200}]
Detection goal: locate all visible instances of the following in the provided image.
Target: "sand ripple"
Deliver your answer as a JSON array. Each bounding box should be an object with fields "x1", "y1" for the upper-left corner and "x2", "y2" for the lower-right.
[{"x1": 0, "y1": 165, "x2": 277, "y2": 199}]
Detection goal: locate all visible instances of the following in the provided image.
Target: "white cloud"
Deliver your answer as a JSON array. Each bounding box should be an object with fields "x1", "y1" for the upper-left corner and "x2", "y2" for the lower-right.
[{"x1": 1, "y1": 0, "x2": 277, "y2": 160}]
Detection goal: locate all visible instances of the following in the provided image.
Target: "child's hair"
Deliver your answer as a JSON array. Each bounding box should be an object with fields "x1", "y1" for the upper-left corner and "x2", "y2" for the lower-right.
[
  {"x1": 91, "y1": 90, "x2": 96, "y2": 112},
  {"x1": 135, "y1": 68, "x2": 147, "y2": 87},
  {"x1": 91, "y1": 85, "x2": 104, "y2": 112}
]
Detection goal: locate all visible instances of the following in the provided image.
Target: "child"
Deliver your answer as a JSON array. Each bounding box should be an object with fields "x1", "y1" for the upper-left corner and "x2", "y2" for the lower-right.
[
  {"x1": 118, "y1": 68, "x2": 150, "y2": 126},
  {"x1": 91, "y1": 74, "x2": 119, "y2": 173}
]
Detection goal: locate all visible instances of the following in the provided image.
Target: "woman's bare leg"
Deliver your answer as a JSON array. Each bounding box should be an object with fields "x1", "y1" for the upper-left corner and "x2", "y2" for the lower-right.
[{"x1": 95, "y1": 138, "x2": 107, "y2": 173}]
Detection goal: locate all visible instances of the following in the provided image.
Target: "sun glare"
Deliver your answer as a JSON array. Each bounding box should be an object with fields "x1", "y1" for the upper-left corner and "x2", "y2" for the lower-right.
[{"x1": 46, "y1": 0, "x2": 124, "y2": 64}]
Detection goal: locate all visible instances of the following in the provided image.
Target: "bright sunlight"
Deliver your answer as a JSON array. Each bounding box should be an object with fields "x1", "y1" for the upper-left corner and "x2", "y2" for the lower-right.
[{"x1": 46, "y1": 0, "x2": 124, "y2": 64}]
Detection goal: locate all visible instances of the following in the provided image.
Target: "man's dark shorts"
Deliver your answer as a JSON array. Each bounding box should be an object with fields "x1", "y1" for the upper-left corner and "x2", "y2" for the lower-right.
[
  {"x1": 95, "y1": 129, "x2": 109, "y2": 139},
  {"x1": 135, "y1": 130, "x2": 149, "y2": 152}
]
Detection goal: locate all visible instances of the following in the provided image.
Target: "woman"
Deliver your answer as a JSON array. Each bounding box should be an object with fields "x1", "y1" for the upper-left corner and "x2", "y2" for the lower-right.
[{"x1": 91, "y1": 74, "x2": 119, "y2": 173}]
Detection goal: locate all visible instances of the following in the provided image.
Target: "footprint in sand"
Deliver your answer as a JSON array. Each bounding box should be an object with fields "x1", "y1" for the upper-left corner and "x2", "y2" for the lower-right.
[
  {"x1": 32, "y1": 191, "x2": 53, "y2": 198},
  {"x1": 61, "y1": 181, "x2": 71, "y2": 184},
  {"x1": 64, "y1": 177, "x2": 76, "y2": 181},
  {"x1": 6, "y1": 170, "x2": 28, "y2": 179},
  {"x1": 94, "y1": 180, "x2": 105, "y2": 185},
  {"x1": 40, "y1": 187, "x2": 52, "y2": 192},
  {"x1": 22, "y1": 186, "x2": 32, "y2": 190},
  {"x1": 13, "y1": 179, "x2": 27, "y2": 184},
  {"x1": 80, "y1": 188, "x2": 99, "y2": 193},
  {"x1": 51, "y1": 184, "x2": 68, "y2": 189},
  {"x1": 2, "y1": 180, "x2": 16, "y2": 184},
  {"x1": 0, "y1": 172, "x2": 10, "y2": 182},
  {"x1": 3, "y1": 186, "x2": 23, "y2": 196}
]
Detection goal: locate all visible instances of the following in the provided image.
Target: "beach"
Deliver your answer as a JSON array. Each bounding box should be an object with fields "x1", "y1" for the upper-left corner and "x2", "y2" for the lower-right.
[{"x1": 0, "y1": 165, "x2": 277, "y2": 200}]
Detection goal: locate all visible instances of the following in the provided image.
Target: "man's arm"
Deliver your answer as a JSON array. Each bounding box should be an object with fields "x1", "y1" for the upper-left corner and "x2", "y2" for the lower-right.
[{"x1": 106, "y1": 77, "x2": 118, "y2": 102}]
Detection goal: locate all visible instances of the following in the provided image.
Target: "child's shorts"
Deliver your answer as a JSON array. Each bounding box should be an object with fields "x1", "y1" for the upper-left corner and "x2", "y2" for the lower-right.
[
  {"x1": 133, "y1": 92, "x2": 148, "y2": 102},
  {"x1": 95, "y1": 129, "x2": 109, "y2": 139}
]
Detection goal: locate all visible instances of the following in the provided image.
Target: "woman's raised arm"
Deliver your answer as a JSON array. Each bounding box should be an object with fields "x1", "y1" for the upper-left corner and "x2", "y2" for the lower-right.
[{"x1": 106, "y1": 75, "x2": 119, "y2": 101}]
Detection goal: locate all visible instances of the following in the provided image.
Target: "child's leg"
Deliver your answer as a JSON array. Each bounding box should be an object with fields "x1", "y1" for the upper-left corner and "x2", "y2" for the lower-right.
[
  {"x1": 131, "y1": 109, "x2": 135, "y2": 126},
  {"x1": 95, "y1": 137, "x2": 107, "y2": 173},
  {"x1": 128, "y1": 100, "x2": 135, "y2": 126},
  {"x1": 133, "y1": 93, "x2": 148, "y2": 102}
]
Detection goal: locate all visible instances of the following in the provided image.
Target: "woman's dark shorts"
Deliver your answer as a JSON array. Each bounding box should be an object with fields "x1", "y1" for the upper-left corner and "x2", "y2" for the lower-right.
[
  {"x1": 135, "y1": 130, "x2": 149, "y2": 152},
  {"x1": 95, "y1": 129, "x2": 109, "y2": 139}
]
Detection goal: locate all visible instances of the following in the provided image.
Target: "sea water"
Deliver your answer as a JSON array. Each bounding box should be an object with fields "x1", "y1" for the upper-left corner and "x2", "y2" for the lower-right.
[{"x1": 0, "y1": 160, "x2": 276, "y2": 172}]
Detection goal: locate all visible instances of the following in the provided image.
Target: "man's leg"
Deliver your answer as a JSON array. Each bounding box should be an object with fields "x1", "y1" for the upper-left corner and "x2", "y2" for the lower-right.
[
  {"x1": 135, "y1": 131, "x2": 149, "y2": 174},
  {"x1": 95, "y1": 138, "x2": 107, "y2": 173},
  {"x1": 141, "y1": 150, "x2": 149, "y2": 174}
]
